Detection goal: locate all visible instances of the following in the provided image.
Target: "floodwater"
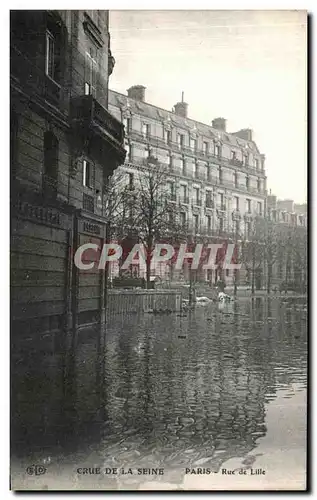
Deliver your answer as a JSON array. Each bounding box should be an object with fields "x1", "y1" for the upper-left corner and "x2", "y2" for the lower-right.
[{"x1": 11, "y1": 296, "x2": 307, "y2": 491}]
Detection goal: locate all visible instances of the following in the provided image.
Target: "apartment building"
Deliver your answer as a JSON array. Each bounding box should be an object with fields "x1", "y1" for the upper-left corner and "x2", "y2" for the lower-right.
[
  {"x1": 108, "y1": 85, "x2": 267, "y2": 283},
  {"x1": 267, "y1": 195, "x2": 307, "y2": 228},
  {"x1": 10, "y1": 10, "x2": 126, "y2": 339},
  {"x1": 266, "y1": 194, "x2": 307, "y2": 289}
]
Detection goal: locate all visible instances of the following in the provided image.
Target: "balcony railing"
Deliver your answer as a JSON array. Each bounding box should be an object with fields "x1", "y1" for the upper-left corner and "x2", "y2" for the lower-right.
[
  {"x1": 71, "y1": 95, "x2": 124, "y2": 145},
  {"x1": 123, "y1": 128, "x2": 266, "y2": 176},
  {"x1": 196, "y1": 171, "x2": 206, "y2": 181},
  {"x1": 180, "y1": 197, "x2": 190, "y2": 205},
  {"x1": 205, "y1": 199, "x2": 214, "y2": 209},
  {"x1": 217, "y1": 204, "x2": 227, "y2": 212},
  {"x1": 192, "y1": 199, "x2": 202, "y2": 207}
]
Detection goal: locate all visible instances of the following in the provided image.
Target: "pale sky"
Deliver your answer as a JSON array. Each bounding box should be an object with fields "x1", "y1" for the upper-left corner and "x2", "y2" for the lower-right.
[{"x1": 109, "y1": 10, "x2": 307, "y2": 203}]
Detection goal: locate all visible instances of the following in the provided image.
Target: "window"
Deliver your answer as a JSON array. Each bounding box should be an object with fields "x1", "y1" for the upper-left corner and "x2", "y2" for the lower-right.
[
  {"x1": 207, "y1": 165, "x2": 212, "y2": 181},
  {"x1": 215, "y1": 144, "x2": 221, "y2": 157},
  {"x1": 206, "y1": 215, "x2": 211, "y2": 232},
  {"x1": 85, "y1": 47, "x2": 97, "y2": 96},
  {"x1": 235, "y1": 196, "x2": 239, "y2": 210},
  {"x1": 124, "y1": 141, "x2": 130, "y2": 160},
  {"x1": 177, "y1": 133, "x2": 185, "y2": 148},
  {"x1": 193, "y1": 162, "x2": 198, "y2": 178},
  {"x1": 180, "y1": 212, "x2": 186, "y2": 226},
  {"x1": 45, "y1": 30, "x2": 61, "y2": 83},
  {"x1": 193, "y1": 187, "x2": 200, "y2": 205},
  {"x1": 166, "y1": 129, "x2": 171, "y2": 144},
  {"x1": 255, "y1": 158, "x2": 259, "y2": 170},
  {"x1": 231, "y1": 151, "x2": 236, "y2": 161},
  {"x1": 142, "y1": 123, "x2": 150, "y2": 138},
  {"x1": 257, "y1": 202, "x2": 262, "y2": 215},
  {"x1": 169, "y1": 153, "x2": 173, "y2": 168},
  {"x1": 234, "y1": 172, "x2": 238, "y2": 187},
  {"x1": 128, "y1": 172, "x2": 134, "y2": 190},
  {"x1": 46, "y1": 31, "x2": 55, "y2": 79},
  {"x1": 83, "y1": 193, "x2": 94, "y2": 212},
  {"x1": 219, "y1": 193, "x2": 224, "y2": 206},
  {"x1": 299, "y1": 215, "x2": 303, "y2": 226},
  {"x1": 282, "y1": 212, "x2": 286, "y2": 222},
  {"x1": 203, "y1": 141, "x2": 208, "y2": 155},
  {"x1": 193, "y1": 214, "x2": 199, "y2": 232},
  {"x1": 245, "y1": 221, "x2": 251, "y2": 239},
  {"x1": 190, "y1": 138, "x2": 196, "y2": 151},
  {"x1": 244, "y1": 154, "x2": 249, "y2": 166},
  {"x1": 235, "y1": 220, "x2": 240, "y2": 235},
  {"x1": 206, "y1": 190, "x2": 213, "y2": 208},
  {"x1": 181, "y1": 158, "x2": 186, "y2": 175},
  {"x1": 83, "y1": 159, "x2": 92, "y2": 188},
  {"x1": 181, "y1": 184, "x2": 187, "y2": 202},
  {"x1": 257, "y1": 178, "x2": 261, "y2": 192},
  {"x1": 219, "y1": 218, "x2": 224, "y2": 232},
  {"x1": 246, "y1": 199, "x2": 251, "y2": 213},
  {"x1": 246, "y1": 176, "x2": 249, "y2": 189},
  {"x1": 167, "y1": 181, "x2": 175, "y2": 200},
  {"x1": 226, "y1": 269, "x2": 230, "y2": 277},
  {"x1": 219, "y1": 167, "x2": 223, "y2": 184},
  {"x1": 123, "y1": 117, "x2": 131, "y2": 133}
]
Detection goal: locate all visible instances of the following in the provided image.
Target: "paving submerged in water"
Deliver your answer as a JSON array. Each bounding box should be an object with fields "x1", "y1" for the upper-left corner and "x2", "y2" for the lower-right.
[{"x1": 11, "y1": 297, "x2": 307, "y2": 490}]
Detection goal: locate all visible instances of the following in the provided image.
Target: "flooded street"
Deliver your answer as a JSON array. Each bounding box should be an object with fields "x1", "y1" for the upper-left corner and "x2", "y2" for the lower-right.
[{"x1": 11, "y1": 296, "x2": 307, "y2": 490}]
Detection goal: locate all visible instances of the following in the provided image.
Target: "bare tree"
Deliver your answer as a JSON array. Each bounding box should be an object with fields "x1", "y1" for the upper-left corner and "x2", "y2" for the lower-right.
[
  {"x1": 241, "y1": 215, "x2": 266, "y2": 294},
  {"x1": 102, "y1": 169, "x2": 137, "y2": 288},
  {"x1": 263, "y1": 219, "x2": 280, "y2": 294},
  {"x1": 126, "y1": 155, "x2": 187, "y2": 287},
  {"x1": 289, "y1": 225, "x2": 307, "y2": 292}
]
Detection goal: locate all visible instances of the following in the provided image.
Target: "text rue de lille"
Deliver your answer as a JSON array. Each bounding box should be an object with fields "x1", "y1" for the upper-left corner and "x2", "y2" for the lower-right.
[{"x1": 76, "y1": 467, "x2": 266, "y2": 476}]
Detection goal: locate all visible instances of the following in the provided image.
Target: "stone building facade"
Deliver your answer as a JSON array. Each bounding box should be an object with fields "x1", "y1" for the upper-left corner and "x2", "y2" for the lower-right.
[
  {"x1": 10, "y1": 10, "x2": 126, "y2": 346},
  {"x1": 266, "y1": 194, "x2": 307, "y2": 289},
  {"x1": 108, "y1": 85, "x2": 267, "y2": 284}
]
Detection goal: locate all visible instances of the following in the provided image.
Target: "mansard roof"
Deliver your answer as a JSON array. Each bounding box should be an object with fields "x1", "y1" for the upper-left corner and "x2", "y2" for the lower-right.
[{"x1": 109, "y1": 89, "x2": 260, "y2": 154}]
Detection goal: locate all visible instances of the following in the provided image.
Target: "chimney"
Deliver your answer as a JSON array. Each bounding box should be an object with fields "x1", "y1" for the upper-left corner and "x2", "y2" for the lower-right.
[
  {"x1": 212, "y1": 117, "x2": 227, "y2": 132},
  {"x1": 173, "y1": 91, "x2": 188, "y2": 118},
  {"x1": 234, "y1": 128, "x2": 253, "y2": 141},
  {"x1": 127, "y1": 85, "x2": 146, "y2": 102}
]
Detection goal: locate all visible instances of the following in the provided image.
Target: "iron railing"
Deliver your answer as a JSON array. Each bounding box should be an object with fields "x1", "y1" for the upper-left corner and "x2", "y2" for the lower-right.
[{"x1": 71, "y1": 95, "x2": 124, "y2": 144}]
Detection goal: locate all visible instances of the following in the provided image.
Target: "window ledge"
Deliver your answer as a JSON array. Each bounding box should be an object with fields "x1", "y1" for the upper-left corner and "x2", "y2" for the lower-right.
[{"x1": 83, "y1": 13, "x2": 104, "y2": 48}]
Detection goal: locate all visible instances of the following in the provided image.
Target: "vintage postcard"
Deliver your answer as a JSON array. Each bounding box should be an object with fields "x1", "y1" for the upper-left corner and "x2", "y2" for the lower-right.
[{"x1": 10, "y1": 9, "x2": 307, "y2": 491}]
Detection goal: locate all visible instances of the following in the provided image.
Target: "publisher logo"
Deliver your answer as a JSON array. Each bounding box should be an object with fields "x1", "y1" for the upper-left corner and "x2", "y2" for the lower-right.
[{"x1": 26, "y1": 465, "x2": 47, "y2": 476}]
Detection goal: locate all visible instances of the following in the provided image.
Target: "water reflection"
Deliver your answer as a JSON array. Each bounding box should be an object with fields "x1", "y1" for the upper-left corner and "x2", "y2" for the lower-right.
[
  {"x1": 11, "y1": 297, "x2": 307, "y2": 487},
  {"x1": 91, "y1": 297, "x2": 306, "y2": 481}
]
